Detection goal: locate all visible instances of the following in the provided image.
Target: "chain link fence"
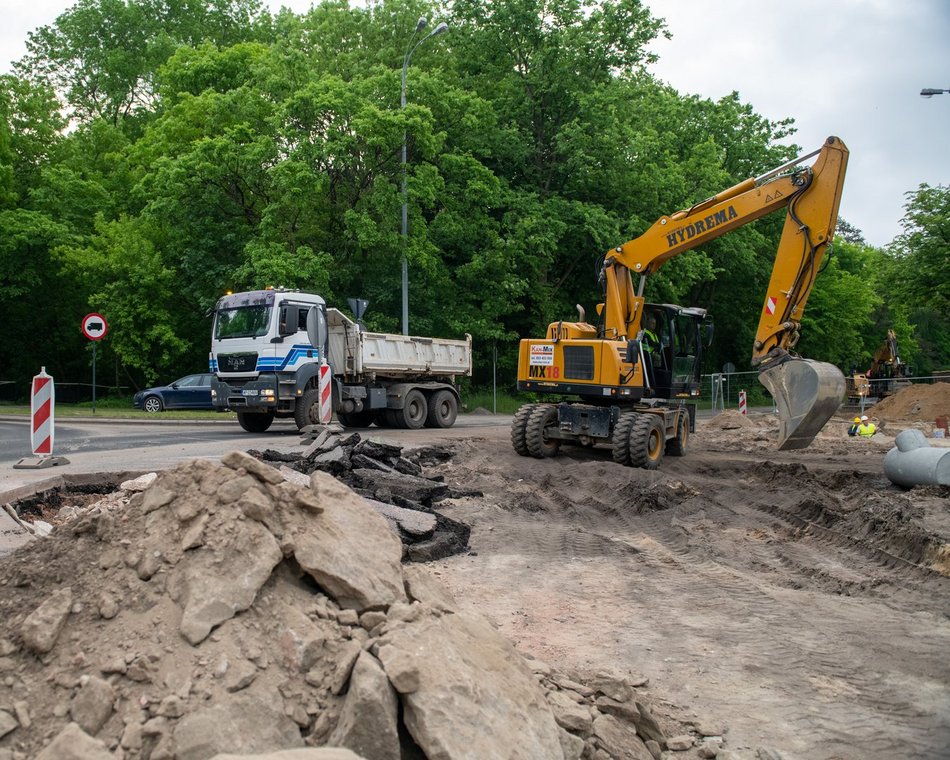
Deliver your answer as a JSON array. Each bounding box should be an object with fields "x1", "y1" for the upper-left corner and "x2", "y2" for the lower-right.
[
  {"x1": 702, "y1": 371, "x2": 946, "y2": 413},
  {"x1": 0, "y1": 380, "x2": 130, "y2": 405}
]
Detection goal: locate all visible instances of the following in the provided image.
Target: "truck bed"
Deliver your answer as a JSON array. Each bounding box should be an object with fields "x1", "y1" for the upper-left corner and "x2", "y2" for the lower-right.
[{"x1": 327, "y1": 309, "x2": 471, "y2": 380}]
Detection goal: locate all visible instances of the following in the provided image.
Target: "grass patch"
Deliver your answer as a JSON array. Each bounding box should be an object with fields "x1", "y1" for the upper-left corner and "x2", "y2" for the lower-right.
[
  {"x1": 460, "y1": 388, "x2": 528, "y2": 415},
  {"x1": 0, "y1": 403, "x2": 233, "y2": 421}
]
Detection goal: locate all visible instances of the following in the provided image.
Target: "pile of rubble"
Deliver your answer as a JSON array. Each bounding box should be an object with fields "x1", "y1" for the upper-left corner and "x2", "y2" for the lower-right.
[
  {"x1": 0, "y1": 451, "x2": 705, "y2": 760},
  {"x1": 251, "y1": 426, "x2": 476, "y2": 562}
]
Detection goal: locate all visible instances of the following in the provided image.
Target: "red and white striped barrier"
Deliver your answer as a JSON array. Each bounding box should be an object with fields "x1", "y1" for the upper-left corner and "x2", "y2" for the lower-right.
[
  {"x1": 31, "y1": 367, "x2": 55, "y2": 455},
  {"x1": 318, "y1": 362, "x2": 332, "y2": 424},
  {"x1": 14, "y1": 367, "x2": 70, "y2": 469},
  {"x1": 739, "y1": 390, "x2": 747, "y2": 415}
]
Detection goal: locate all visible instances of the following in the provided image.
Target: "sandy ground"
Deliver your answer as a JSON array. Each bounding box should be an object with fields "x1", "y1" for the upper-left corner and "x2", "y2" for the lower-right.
[
  {"x1": 3, "y1": 385, "x2": 948, "y2": 760},
  {"x1": 422, "y1": 410, "x2": 950, "y2": 760}
]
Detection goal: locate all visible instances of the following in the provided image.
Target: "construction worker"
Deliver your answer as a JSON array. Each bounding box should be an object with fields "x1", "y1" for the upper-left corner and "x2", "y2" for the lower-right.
[
  {"x1": 641, "y1": 313, "x2": 661, "y2": 355},
  {"x1": 848, "y1": 416, "x2": 861, "y2": 436},
  {"x1": 857, "y1": 415, "x2": 877, "y2": 437}
]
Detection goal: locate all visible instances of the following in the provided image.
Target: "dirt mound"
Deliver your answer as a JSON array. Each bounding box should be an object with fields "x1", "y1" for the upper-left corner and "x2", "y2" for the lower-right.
[
  {"x1": 867, "y1": 382, "x2": 950, "y2": 421},
  {"x1": 702, "y1": 410, "x2": 764, "y2": 431},
  {"x1": 0, "y1": 451, "x2": 676, "y2": 759}
]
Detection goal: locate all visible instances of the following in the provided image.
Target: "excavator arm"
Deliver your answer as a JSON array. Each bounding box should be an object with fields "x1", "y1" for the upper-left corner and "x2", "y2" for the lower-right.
[{"x1": 601, "y1": 136, "x2": 850, "y2": 449}]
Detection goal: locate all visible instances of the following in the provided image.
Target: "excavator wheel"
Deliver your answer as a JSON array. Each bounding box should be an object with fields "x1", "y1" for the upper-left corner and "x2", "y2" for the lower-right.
[
  {"x1": 628, "y1": 414, "x2": 665, "y2": 470},
  {"x1": 511, "y1": 404, "x2": 538, "y2": 456},
  {"x1": 665, "y1": 413, "x2": 689, "y2": 457},
  {"x1": 611, "y1": 413, "x2": 638, "y2": 466},
  {"x1": 525, "y1": 404, "x2": 560, "y2": 458}
]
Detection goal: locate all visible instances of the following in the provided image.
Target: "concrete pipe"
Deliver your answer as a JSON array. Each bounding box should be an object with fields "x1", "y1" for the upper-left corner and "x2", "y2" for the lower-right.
[{"x1": 883, "y1": 429, "x2": 950, "y2": 488}]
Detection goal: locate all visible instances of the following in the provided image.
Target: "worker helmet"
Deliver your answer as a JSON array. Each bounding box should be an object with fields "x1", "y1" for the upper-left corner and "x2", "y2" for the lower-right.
[
  {"x1": 853, "y1": 417, "x2": 861, "y2": 423},
  {"x1": 861, "y1": 415, "x2": 869, "y2": 422}
]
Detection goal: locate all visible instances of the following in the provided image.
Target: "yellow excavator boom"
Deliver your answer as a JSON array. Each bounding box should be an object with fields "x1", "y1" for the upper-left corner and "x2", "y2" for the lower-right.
[{"x1": 603, "y1": 136, "x2": 850, "y2": 449}]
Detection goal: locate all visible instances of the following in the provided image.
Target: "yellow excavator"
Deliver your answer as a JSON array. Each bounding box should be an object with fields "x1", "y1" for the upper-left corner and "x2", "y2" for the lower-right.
[
  {"x1": 512, "y1": 136, "x2": 849, "y2": 468},
  {"x1": 847, "y1": 329, "x2": 911, "y2": 402}
]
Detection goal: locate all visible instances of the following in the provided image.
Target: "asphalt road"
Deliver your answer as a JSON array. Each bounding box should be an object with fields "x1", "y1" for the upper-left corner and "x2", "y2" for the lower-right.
[
  {"x1": 0, "y1": 404, "x2": 740, "y2": 498},
  {"x1": 0, "y1": 414, "x2": 512, "y2": 498}
]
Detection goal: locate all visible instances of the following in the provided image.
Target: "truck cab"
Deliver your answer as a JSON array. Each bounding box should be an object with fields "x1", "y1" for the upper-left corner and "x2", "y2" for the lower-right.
[{"x1": 210, "y1": 289, "x2": 325, "y2": 431}]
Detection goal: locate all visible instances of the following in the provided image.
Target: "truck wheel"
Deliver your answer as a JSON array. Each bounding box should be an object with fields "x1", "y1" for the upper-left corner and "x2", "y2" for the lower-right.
[
  {"x1": 374, "y1": 411, "x2": 391, "y2": 427},
  {"x1": 666, "y1": 413, "x2": 689, "y2": 456},
  {"x1": 629, "y1": 414, "x2": 665, "y2": 470},
  {"x1": 425, "y1": 390, "x2": 458, "y2": 428},
  {"x1": 338, "y1": 409, "x2": 375, "y2": 428},
  {"x1": 237, "y1": 411, "x2": 275, "y2": 433},
  {"x1": 611, "y1": 412, "x2": 638, "y2": 466},
  {"x1": 511, "y1": 404, "x2": 537, "y2": 457},
  {"x1": 294, "y1": 388, "x2": 323, "y2": 429},
  {"x1": 143, "y1": 396, "x2": 163, "y2": 413},
  {"x1": 525, "y1": 404, "x2": 560, "y2": 458},
  {"x1": 398, "y1": 389, "x2": 428, "y2": 429}
]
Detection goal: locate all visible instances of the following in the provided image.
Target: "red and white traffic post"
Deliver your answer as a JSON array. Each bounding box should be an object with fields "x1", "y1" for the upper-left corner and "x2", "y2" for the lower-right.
[
  {"x1": 318, "y1": 362, "x2": 332, "y2": 424},
  {"x1": 14, "y1": 367, "x2": 70, "y2": 469},
  {"x1": 739, "y1": 390, "x2": 748, "y2": 415}
]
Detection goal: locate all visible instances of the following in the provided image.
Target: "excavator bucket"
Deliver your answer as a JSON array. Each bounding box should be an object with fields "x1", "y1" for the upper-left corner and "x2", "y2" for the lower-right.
[{"x1": 758, "y1": 359, "x2": 845, "y2": 451}]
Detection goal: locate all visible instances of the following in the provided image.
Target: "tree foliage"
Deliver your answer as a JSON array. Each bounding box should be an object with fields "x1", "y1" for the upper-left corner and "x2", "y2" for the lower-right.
[{"x1": 0, "y1": 0, "x2": 944, "y2": 399}]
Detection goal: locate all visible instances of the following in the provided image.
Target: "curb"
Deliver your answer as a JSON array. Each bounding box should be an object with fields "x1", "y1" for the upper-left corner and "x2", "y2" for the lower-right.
[{"x1": 0, "y1": 414, "x2": 241, "y2": 427}]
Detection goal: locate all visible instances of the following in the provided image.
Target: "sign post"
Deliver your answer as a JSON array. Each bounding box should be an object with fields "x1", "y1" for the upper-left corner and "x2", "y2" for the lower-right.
[
  {"x1": 81, "y1": 313, "x2": 108, "y2": 413},
  {"x1": 13, "y1": 367, "x2": 70, "y2": 469}
]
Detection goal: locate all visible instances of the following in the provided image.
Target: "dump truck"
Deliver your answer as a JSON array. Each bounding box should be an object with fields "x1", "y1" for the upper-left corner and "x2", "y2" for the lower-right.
[{"x1": 209, "y1": 288, "x2": 472, "y2": 432}]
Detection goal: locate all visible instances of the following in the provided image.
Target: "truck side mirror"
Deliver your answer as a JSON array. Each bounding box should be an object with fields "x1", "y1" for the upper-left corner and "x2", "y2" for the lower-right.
[
  {"x1": 625, "y1": 339, "x2": 640, "y2": 365},
  {"x1": 703, "y1": 322, "x2": 714, "y2": 348},
  {"x1": 306, "y1": 306, "x2": 328, "y2": 355}
]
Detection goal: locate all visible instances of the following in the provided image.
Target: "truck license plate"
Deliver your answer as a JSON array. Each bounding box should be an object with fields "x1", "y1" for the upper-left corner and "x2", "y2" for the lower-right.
[{"x1": 242, "y1": 389, "x2": 259, "y2": 396}]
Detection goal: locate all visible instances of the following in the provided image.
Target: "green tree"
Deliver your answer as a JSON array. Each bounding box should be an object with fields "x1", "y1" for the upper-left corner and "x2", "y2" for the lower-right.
[
  {"x1": 18, "y1": 0, "x2": 269, "y2": 127},
  {"x1": 886, "y1": 184, "x2": 950, "y2": 374}
]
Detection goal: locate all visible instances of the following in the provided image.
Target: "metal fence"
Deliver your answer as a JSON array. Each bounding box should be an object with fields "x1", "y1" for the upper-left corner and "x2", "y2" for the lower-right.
[
  {"x1": 0, "y1": 380, "x2": 131, "y2": 405},
  {"x1": 702, "y1": 371, "x2": 946, "y2": 412}
]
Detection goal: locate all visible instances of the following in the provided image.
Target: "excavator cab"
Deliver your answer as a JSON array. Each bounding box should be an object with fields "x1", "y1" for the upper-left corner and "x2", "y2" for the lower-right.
[{"x1": 641, "y1": 305, "x2": 708, "y2": 400}]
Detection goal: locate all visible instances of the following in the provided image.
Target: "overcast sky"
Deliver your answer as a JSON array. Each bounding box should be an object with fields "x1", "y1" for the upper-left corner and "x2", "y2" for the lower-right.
[{"x1": 2, "y1": 0, "x2": 948, "y2": 247}]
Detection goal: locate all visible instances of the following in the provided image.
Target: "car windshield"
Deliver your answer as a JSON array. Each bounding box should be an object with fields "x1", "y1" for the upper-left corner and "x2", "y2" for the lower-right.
[{"x1": 214, "y1": 306, "x2": 272, "y2": 339}]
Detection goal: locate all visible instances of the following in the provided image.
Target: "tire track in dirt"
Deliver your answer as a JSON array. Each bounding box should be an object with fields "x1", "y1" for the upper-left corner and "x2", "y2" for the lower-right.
[{"x1": 435, "y1": 437, "x2": 950, "y2": 759}]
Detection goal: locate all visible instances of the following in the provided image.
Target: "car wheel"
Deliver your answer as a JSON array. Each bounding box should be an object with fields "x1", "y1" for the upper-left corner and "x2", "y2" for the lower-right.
[{"x1": 143, "y1": 396, "x2": 163, "y2": 413}]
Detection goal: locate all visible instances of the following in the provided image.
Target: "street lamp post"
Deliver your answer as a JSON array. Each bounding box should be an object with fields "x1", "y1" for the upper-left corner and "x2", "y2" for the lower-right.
[
  {"x1": 920, "y1": 88, "x2": 950, "y2": 97},
  {"x1": 401, "y1": 18, "x2": 448, "y2": 335}
]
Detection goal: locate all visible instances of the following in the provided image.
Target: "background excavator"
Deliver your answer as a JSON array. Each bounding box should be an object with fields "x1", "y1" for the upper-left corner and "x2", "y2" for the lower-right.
[
  {"x1": 846, "y1": 329, "x2": 912, "y2": 403},
  {"x1": 512, "y1": 136, "x2": 849, "y2": 468}
]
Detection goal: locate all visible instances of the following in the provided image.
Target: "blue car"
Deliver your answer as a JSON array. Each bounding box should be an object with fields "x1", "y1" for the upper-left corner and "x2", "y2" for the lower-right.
[{"x1": 133, "y1": 373, "x2": 214, "y2": 412}]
